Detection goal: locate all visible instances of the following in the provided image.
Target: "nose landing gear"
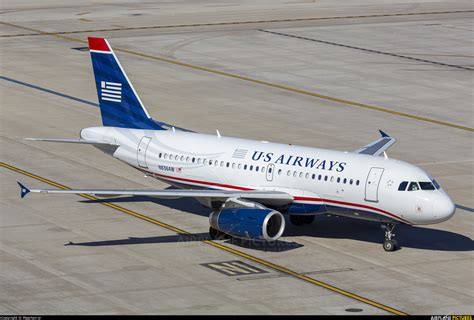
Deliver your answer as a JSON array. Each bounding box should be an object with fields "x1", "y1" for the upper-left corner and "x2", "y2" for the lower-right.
[{"x1": 381, "y1": 223, "x2": 398, "y2": 252}]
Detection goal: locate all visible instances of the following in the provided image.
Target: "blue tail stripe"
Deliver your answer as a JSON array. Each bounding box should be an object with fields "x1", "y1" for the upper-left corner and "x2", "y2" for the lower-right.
[{"x1": 90, "y1": 51, "x2": 164, "y2": 130}]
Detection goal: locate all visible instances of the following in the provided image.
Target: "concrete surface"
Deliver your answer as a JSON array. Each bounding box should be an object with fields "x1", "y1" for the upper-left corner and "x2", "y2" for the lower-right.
[{"x1": 1, "y1": 0, "x2": 473, "y2": 315}]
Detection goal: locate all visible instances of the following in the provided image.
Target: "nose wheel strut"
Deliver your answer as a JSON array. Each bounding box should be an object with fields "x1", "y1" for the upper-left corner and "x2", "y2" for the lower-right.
[{"x1": 381, "y1": 223, "x2": 398, "y2": 252}]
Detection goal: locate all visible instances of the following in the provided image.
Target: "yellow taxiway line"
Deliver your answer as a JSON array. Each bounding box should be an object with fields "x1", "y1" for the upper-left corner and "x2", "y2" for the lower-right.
[
  {"x1": 0, "y1": 20, "x2": 472, "y2": 133},
  {"x1": 1, "y1": 161, "x2": 407, "y2": 315}
]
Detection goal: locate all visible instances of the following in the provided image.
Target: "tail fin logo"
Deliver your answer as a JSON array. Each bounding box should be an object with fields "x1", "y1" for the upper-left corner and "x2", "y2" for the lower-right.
[{"x1": 100, "y1": 81, "x2": 122, "y2": 103}]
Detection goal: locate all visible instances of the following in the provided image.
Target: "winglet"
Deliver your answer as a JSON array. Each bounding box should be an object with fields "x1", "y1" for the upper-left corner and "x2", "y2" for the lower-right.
[
  {"x1": 379, "y1": 129, "x2": 389, "y2": 138},
  {"x1": 17, "y1": 182, "x2": 30, "y2": 199}
]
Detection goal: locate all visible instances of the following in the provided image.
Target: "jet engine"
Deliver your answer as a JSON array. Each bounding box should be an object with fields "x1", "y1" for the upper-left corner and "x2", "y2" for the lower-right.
[{"x1": 209, "y1": 206, "x2": 285, "y2": 241}]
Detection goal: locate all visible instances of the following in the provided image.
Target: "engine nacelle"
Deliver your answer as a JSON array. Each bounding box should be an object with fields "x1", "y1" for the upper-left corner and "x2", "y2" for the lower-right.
[{"x1": 209, "y1": 207, "x2": 285, "y2": 241}]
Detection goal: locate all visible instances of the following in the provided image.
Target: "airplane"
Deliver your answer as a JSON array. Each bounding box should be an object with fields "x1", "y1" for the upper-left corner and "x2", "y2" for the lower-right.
[{"x1": 17, "y1": 37, "x2": 456, "y2": 252}]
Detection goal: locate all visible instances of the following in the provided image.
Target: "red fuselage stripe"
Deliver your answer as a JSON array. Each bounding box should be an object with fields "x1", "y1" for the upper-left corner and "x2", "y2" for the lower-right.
[{"x1": 138, "y1": 167, "x2": 409, "y2": 223}]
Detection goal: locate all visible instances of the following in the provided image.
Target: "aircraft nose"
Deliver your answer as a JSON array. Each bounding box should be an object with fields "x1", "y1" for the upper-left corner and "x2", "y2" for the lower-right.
[{"x1": 434, "y1": 196, "x2": 456, "y2": 223}]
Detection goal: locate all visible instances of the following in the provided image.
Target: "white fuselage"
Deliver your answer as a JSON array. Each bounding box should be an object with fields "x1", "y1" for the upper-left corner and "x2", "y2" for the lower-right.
[{"x1": 81, "y1": 126, "x2": 456, "y2": 226}]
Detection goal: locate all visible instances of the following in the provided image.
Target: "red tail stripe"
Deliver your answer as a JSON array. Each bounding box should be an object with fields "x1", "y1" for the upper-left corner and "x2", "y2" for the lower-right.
[{"x1": 88, "y1": 37, "x2": 111, "y2": 52}]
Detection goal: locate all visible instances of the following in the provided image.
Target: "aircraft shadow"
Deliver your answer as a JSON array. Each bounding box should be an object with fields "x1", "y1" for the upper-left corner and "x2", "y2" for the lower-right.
[
  {"x1": 79, "y1": 195, "x2": 471, "y2": 252},
  {"x1": 65, "y1": 233, "x2": 208, "y2": 247},
  {"x1": 79, "y1": 194, "x2": 303, "y2": 251},
  {"x1": 65, "y1": 232, "x2": 302, "y2": 252},
  {"x1": 80, "y1": 195, "x2": 211, "y2": 217},
  {"x1": 284, "y1": 215, "x2": 474, "y2": 252}
]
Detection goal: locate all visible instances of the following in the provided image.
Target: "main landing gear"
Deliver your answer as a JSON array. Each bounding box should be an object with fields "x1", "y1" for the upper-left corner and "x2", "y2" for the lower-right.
[
  {"x1": 381, "y1": 223, "x2": 398, "y2": 252},
  {"x1": 290, "y1": 215, "x2": 315, "y2": 226}
]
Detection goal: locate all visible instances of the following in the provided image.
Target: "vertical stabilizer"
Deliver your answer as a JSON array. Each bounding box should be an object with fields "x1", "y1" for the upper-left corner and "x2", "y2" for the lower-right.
[{"x1": 88, "y1": 37, "x2": 164, "y2": 130}]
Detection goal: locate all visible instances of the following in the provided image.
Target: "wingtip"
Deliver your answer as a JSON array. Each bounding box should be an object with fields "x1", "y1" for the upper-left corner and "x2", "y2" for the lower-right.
[
  {"x1": 379, "y1": 129, "x2": 390, "y2": 138},
  {"x1": 17, "y1": 182, "x2": 30, "y2": 198}
]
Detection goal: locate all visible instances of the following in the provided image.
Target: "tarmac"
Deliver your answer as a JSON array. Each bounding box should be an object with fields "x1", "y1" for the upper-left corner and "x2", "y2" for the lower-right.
[{"x1": 0, "y1": 0, "x2": 473, "y2": 315}]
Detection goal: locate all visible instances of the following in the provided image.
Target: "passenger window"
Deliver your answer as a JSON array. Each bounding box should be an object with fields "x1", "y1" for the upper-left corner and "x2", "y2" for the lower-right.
[
  {"x1": 192, "y1": 157, "x2": 196, "y2": 163},
  {"x1": 232, "y1": 163, "x2": 235, "y2": 168},
  {"x1": 312, "y1": 174, "x2": 315, "y2": 179},
  {"x1": 324, "y1": 176, "x2": 328, "y2": 181},
  {"x1": 287, "y1": 170, "x2": 291, "y2": 176},
  {"x1": 408, "y1": 182, "x2": 419, "y2": 191},
  {"x1": 419, "y1": 182, "x2": 435, "y2": 190},
  {"x1": 238, "y1": 164, "x2": 242, "y2": 169},
  {"x1": 330, "y1": 176, "x2": 334, "y2": 182},
  {"x1": 337, "y1": 177, "x2": 341, "y2": 183},
  {"x1": 268, "y1": 167, "x2": 272, "y2": 173},
  {"x1": 159, "y1": 153, "x2": 162, "y2": 158},
  {"x1": 398, "y1": 181, "x2": 408, "y2": 191},
  {"x1": 244, "y1": 164, "x2": 247, "y2": 170},
  {"x1": 343, "y1": 178, "x2": 347, "y2": 184},
  {"x1": 305, "y1": 173, "x2": 309, "y2": 179},
  {"x1": 278, "y1": 169, "x2": 282, "y2": 175},
  {"x1": 350, "y1": 179, "x2": 353, "y2": 185},
  {"x1": 293, "y1": 171, "x2": 297, "y2": 177},
  {"x1": 356, "y1": 180, "x2": 360, "y2": 186},
  {"x1": 298, "y1": 172, "x2": 302, "y2": 178},
  {"x1": 175, "y1": 155, "x2": 179, "y2": 161},
  {"x1": 261, "y1": 167, "x2": 265, "y2": 173}
]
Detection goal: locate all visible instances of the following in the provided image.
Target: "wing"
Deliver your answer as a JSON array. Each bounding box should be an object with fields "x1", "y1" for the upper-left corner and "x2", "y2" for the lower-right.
[
  {"x1": 353, "y1": 130, "x2": 396, "y2": 156},
  {"x1": 17, "y1": 182, "x2": 293, "y2": 207}
]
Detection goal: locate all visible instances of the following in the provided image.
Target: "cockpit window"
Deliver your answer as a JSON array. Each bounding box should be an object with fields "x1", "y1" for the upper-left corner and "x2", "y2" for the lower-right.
[
  {"x1": 407, "y1": 182, "x2": 420, "y2": 191},
  {"x1": 419, "y1": 182, "x2": 435, "y2": 190},
  {"x1": 398, "y1": 181, "x2": 408, "y2": 191},
  {"x1": 432, "y1": 179, "x2": 440, "y2": 189}
]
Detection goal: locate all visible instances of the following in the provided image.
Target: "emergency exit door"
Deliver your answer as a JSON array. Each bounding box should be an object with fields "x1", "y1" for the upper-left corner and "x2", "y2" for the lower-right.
[{"x1": 266, "y1": 163, "x2": 275, "y2": 182}]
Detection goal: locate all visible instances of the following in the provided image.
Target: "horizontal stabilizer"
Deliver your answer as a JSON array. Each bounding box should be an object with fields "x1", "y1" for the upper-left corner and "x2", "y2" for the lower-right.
[{"x1": 25, "y1": 138, "x2": 118, "y2": 146}]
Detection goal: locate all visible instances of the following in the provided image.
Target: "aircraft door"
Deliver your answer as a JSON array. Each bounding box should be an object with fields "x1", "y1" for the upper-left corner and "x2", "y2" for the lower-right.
[
  {"x1": 365, "y1": 167, "x2": 384, "y2": 202},
  {"x1": 137, "y1": 136, "x2": 152, "y2": 168},
  {"x1": 266, "y1": 163, "x2": 275, "y2": 182}
]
